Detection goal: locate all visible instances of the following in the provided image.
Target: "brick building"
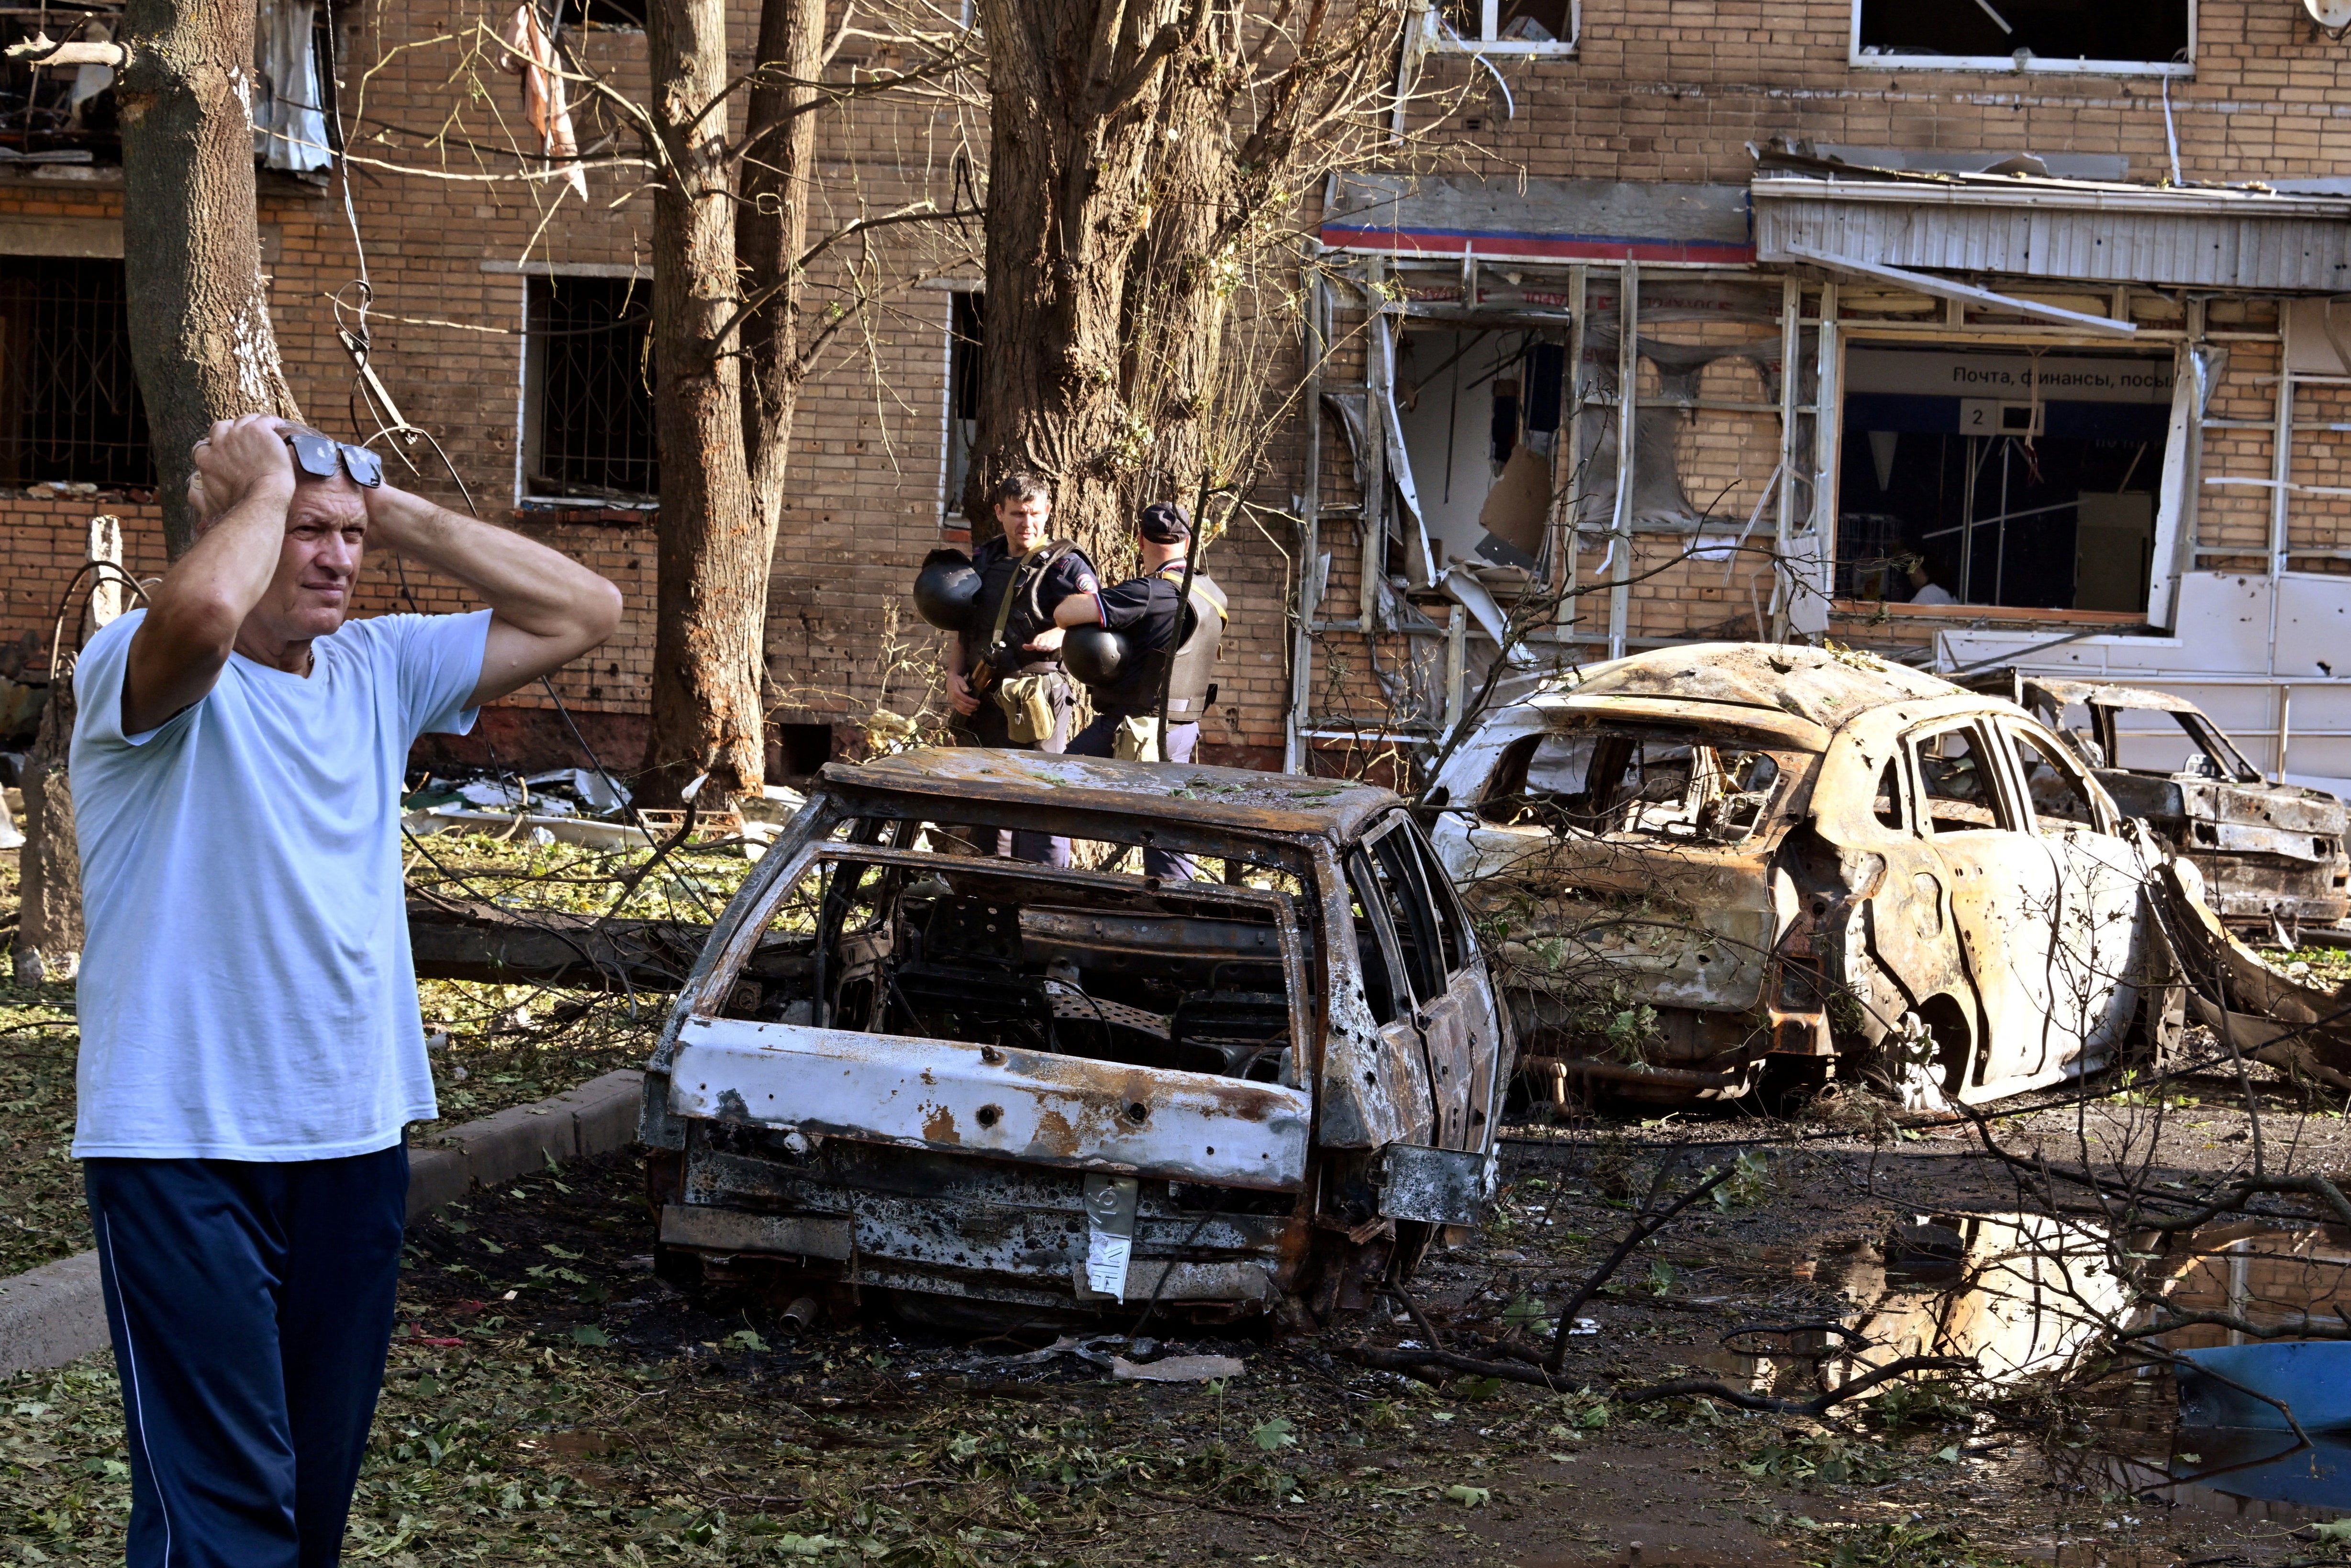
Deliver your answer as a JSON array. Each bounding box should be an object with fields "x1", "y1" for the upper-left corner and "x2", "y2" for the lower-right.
[
  {"x1": 1302, "y1": 0, "x2": 2351, "y2": 794},
  {"x1": 3, "y1": 1, "x2": 2351, "y2": 788}
]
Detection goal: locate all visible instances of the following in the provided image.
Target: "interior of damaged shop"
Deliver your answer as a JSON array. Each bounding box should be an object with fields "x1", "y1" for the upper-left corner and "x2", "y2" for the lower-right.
[{"x1": 1289, "y1": 160, "x2": 2351, "y2": 802}]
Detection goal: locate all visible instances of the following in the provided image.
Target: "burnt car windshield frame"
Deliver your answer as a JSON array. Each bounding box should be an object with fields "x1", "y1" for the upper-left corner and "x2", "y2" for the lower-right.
[
  {"x1": 1474, "y1": 721, "x2": 1816, "y2": 847},
  {"x1": 694, "y1": 840, "x2": 1318, "y2": 1084}
]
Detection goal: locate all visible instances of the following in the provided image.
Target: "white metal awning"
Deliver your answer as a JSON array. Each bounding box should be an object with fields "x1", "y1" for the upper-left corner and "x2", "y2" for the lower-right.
[{"x1": 1753, "y1": 173, "x2": 2351, "y2": 294}]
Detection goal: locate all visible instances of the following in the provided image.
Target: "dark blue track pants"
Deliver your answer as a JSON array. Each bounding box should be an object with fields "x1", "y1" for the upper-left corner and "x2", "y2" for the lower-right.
[{"x1": 84, "y1": 1145, "x2": 409, "y2": 1568}]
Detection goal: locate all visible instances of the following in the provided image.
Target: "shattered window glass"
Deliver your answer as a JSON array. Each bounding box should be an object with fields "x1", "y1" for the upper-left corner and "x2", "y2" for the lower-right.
[
  {"x1": 1911, "y1": 725, "x2": 2009, "y2": 834},
  {"x1": 1475, "y1": 725, "x2": 1800, "y2": 845},
  {"x1": 1855, "y1": 0, "x2": 2189, "y2": 68},
  {"x1": 713, "y1": 848, "x2": 1303, "y2": 1085},
  {"x1": 2009, "y1": 726, "x2": 2103, "y2": 835}
]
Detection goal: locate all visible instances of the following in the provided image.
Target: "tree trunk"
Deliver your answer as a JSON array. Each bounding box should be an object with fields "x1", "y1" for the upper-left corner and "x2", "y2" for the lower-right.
[
  {"x1": 967, "y1": 0, "x2": 1201, "y2": 567},
  {"x1": 738, "y1": 0, "x2": 825, "y2": 525},
  {"x1": 967, "y1": 4, "x2": 1407, "y2": 567},
  {"x1": 1122, "y1": 53, "x2": 1229, "y2": 520},
  {"x1": 118, "y1": 0, "x2": 304, "y2": 559},
  {"x1": 640, "y1": 0, "x2": 767, "y2": 802}
]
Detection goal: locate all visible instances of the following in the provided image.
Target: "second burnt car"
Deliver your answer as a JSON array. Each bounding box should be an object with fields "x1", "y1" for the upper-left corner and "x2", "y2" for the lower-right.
[
  {"x1": 639, "y1": 748, "x2": 1511, "y2": 1324},
  {"x1": 1424, "y1": 644, "x2": 2180, "y2": 1109},
  {"x1": 1961, "y1": 669, "x2": 2349, "y2": 939}
]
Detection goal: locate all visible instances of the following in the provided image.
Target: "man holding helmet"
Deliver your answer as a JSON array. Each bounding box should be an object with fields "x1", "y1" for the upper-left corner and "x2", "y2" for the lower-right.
[
  {"x1": 1053, "y1": 500, "x2": 1226, "y2": 878},
  {"x1": 911, "y1": 470, "x2": 1096, "y2": 864}
]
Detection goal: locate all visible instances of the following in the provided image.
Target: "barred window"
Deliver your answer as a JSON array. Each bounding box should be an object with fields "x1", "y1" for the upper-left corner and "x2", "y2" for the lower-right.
[
  {"x1": 524, "y1": 273, "x2": 657, "y2": 500},
  {"x1": 0, "y1": 257, "x2": 152, "y2": 488}
]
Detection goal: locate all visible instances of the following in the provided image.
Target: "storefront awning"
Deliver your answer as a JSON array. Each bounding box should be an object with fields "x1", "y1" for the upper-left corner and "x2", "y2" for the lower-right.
[
  {"x1": 1753, "y1": 172, "x2": 2351, "y2": 294},
  {"x1": 1322, "y1": 173, "x2": 1754, "y2": 265}
]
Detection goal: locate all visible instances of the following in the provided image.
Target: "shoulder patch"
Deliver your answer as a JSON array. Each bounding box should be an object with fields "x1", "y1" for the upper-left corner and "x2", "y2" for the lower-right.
[{"x1": 1076, "y1": 573, "x2": 1099, "y2": 594}]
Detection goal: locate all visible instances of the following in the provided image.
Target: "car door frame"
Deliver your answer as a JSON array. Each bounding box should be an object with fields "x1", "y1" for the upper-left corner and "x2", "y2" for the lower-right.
[
  {"x1": 1997, "y1": 713, "x2": 2149, "y2": 1062},
  {"x1": 1355, "y1": 811, "x2": 1507, "y2": 1155},
  {"x1": 1395, "y1": 812, "x2": 1511, "y2": 1157},
  {"x1": 1904, "y1": 712, "x2": 2077, "y2": 1095}
]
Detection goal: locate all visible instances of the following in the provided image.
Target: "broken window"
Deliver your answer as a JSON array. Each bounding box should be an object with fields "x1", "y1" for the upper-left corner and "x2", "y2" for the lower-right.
[
  {"x1": 2009, "y1": 726, "x2": 2102, "y2": 834},
  {"x1": 944, "y1": 289, "x2": 983, "y2": 520},
  {"x1": 1853, "y1": 0, "x2": 2191, "y2": 71},
  {"x1": 1435, "y1": 0, "x2": 1577, "y2": 47},
  {"x1": 1475, "y1": 723, "x2": 1802, "y2": 846},
  {"x1": 720, "y1": 837, "x2": 1306, "y2": 1086},
  {"x1": 2084, "y1": 703, "x2": 2263, "y2": 784},
  {"x1": 0, "y1": 258, "x2": 150, "y2": 488},
  {"x1": 1910, "y1": 725, "x2": 2010, "y2": 835},
  {"x1": 1344, "y1": 864, "x2": 1407, "y2": 1026},
  {"x1": 1394, "y1": 328, "x2": 1569, "y2": 569},
  {"x1": 1839, "y1": 345, "x2": 2174, "y2": 612},
  {"x1": 1872, "y1": 758, "x2": 1906, "y2": 832},
  {"x1": 552, "y1": 0, "x2": 647, "y2": 27},
  {"x1": 524, "y1": 273, "x2": 657, "y2": 501}
]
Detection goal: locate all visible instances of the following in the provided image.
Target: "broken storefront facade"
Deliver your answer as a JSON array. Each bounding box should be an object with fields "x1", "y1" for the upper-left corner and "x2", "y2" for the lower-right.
[{"x1": 1291, "y1": 5, "x2": 2351, "y2": 814}]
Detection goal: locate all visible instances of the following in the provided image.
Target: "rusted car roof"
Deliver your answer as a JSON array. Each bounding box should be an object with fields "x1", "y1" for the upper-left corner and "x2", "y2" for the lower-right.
[
  {"x1": 1563, "y1": 643, "x2": 1963, "y2": 731},
  {"x1": 822, "y1": 748, "x2": 1400, "y2": 839}
]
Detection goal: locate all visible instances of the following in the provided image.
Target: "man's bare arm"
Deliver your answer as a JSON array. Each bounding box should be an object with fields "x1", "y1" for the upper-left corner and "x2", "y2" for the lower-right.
[
  {"x1": 123, "y1": 416, "x2": 300, "y2": 735},
  {"x1": 364, "y1": 487, "x2": 623, "y2": 705}
]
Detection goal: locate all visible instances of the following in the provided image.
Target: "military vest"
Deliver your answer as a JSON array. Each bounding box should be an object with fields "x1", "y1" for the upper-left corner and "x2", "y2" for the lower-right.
[
  {"x1": 1093, "y1": 570, "x2": 1227, "y2": 719},
  {"x1": 973, "y1": 539, "x2": 1075, "y2": 676}
]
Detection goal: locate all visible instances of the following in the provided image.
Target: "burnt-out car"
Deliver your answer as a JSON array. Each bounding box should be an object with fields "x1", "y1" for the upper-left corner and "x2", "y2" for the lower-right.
[
  {"x1": 639, "y1": 748, "x2": 1512, "y2": 1324},
  {"x1": 1962, "y1": 670, "x2": 2348, "y2": 938},
  {"x1": 1424, "y1": 645, "x2": 2178, "y2": 1110}
]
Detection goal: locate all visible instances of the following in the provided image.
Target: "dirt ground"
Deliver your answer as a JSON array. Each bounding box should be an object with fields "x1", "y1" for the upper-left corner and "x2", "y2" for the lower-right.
[{"x1": 13, "y1": 1047, "x2": 2351, "y2": 1567}]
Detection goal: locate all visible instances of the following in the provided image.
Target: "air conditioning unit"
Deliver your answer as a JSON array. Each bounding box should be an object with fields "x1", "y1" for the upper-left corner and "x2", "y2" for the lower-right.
[{"x1": 2308, "y1": 0, "x2": 2351, "y2": 32}]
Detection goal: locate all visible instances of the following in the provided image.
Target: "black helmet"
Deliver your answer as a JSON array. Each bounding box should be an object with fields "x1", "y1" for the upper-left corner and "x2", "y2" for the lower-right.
[
  {"x1": 1061, "y1": 626, "x2": 1128, "y2": 687},
  {"x1": 912, "y1": 548, "x2": 982, "y2": 631}
]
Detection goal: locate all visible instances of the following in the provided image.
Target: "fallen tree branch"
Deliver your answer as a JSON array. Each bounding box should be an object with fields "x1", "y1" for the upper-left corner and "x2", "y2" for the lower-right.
[
  {"x1": 1545, "y1": 1162, "x2": 1738, "y2": 1372},
  {"x1": 1612, "y1": 1355, "x2": 1978, "y2": 1417},
  {"x1": 1344, "y1": 1343, "x2": 1567, "y2": 1389}
]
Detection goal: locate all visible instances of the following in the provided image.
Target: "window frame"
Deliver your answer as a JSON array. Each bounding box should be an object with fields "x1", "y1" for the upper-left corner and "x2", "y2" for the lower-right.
[
  {"x1": 939, "y1": 282, "x2": 983, "y2": 528},
  {"x1": 0, "y1": 255, "x2": 152, "y2": 489},
  {"x1": 514, "y1": 268, "x2": 659, "y2": 510},
  {"x1": 1903, "y1": 719, "x2": 2022, "y2": 838},
  {"x1": 1849, "y1": 0, "x2": 2194, "y2": 78},
  {"x1": 1427, "y1": 0, "x2": 1579, "y2": 56},
  {"x1": 2004, "y1": 720, "x2": 2118, "y2": 839},
  {"x1": 1344, "y1": 848, "x2": 1414, "y2": 1025}
]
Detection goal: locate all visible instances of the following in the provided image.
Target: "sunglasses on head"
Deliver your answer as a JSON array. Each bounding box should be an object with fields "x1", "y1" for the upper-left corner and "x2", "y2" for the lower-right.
[{"x1": 283, "y1": 431, "x2": 384, "y2": 489}]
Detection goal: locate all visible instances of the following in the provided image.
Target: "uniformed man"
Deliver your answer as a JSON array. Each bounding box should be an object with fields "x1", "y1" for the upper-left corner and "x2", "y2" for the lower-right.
[
  {"x1": 949, "y1": 470, "x2": 1097, "y2": 865},
  {"x1": 1053, "y1": 500, "x2": 1226, "y2": 879}
]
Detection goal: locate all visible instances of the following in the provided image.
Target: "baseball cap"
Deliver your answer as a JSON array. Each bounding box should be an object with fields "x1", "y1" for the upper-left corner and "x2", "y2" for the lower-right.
[{"x1": 1137, "y1": 501, "x2": 1191, "y2": 542}]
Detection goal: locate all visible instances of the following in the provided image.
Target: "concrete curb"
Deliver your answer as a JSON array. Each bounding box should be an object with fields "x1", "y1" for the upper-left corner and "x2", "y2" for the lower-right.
[
  {"x1": 404, "y1": 1068, "x2": 644, "y2": 1220},
  {"x1": 0, "y1": 1068, "x2": 646, "y2": 1378}
]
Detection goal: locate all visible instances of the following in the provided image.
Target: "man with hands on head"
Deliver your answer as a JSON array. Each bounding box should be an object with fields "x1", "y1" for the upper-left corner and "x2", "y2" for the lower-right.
[{"x1": 70, "y1": 412, "x2": 622, "y2": 1568}]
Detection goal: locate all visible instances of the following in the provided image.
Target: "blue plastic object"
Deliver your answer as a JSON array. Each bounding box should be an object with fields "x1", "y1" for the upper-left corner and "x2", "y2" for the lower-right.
[{"x1": 2176, "y1": 1342, "x2": 2351, "y2": 1432}]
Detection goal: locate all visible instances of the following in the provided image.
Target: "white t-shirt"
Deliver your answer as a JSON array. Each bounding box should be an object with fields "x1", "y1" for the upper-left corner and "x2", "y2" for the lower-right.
[
  {"x1": 68, "y1": 607, "x2": 491, "y2": 1160},
  {"x1": 1909, "y1": 582, "x2": 1958, "y2": 606}
]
